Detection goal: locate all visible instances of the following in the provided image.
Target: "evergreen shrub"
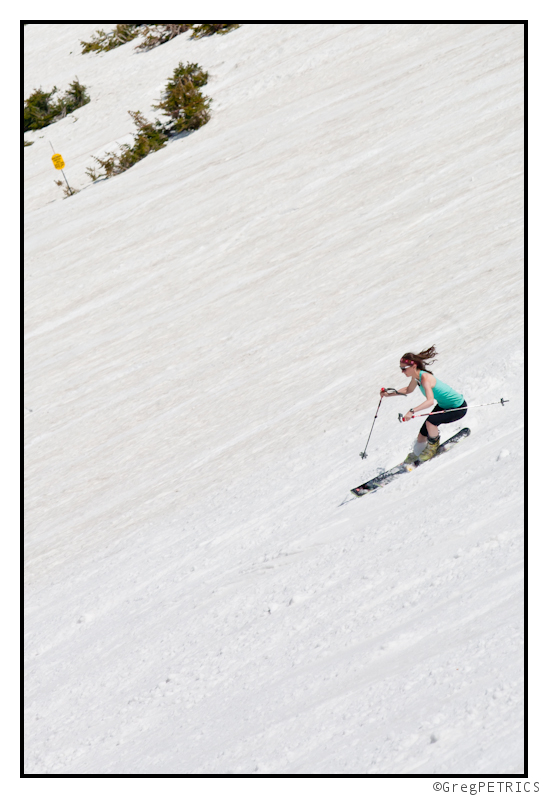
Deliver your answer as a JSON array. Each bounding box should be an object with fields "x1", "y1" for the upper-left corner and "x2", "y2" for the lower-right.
[
  {"x1": 87, "y1": 60, "x2": 211, "y2": 181},
  {"x1": 190, "y1": 24, "x2": 240, "y2": 38},
  {"x1": 81, "y1": 24, "x2": 144, "y2": 53},
  {"x1": 152, "y1": 62, "x2": 211, "y2": 133},
  {"x1": 24, "y1": 78, "x2": 90, "y2": 132},
  {"x1": 87, "y1": 111, "x2": 168, "y2": 179},
  {"x1": 135, "y1": 24, "x2": 192, "y2": 50},
  {"x1": 82, "y1": 23, "x2": 240, "y2": 53}
]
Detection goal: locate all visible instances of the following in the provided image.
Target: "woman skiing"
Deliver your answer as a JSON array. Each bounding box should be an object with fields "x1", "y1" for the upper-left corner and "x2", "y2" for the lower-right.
[{"x1": 381, "y1": 346, "x2": 467, "y2": 465}]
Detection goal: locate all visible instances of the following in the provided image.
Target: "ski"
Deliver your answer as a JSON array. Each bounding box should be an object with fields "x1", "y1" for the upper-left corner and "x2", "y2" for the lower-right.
[{"x1": 350, "y1": 427, "x2": 471, "y2": 497}]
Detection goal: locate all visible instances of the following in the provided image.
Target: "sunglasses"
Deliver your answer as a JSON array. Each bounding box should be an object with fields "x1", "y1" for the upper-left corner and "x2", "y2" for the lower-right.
[{"x1": 400, "y1": 363, "x2": 414, "y2": 371}]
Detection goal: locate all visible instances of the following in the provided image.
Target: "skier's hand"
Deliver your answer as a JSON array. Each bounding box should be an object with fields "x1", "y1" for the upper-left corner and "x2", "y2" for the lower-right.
[{"x1": 402, "y1": 410, "x2": 413, "y2": 422}]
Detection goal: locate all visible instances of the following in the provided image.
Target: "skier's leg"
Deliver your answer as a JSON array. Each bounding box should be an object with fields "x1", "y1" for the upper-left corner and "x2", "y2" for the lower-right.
[
  {"x1": 411, "y1": 408, "x2": 441, "y2": 463},
  {"x1": 407, "y1": 434, "x2": 427, "y2": 461},
  {"x1": 418, "y1": 421, "x2": 440, "y2": 461}
]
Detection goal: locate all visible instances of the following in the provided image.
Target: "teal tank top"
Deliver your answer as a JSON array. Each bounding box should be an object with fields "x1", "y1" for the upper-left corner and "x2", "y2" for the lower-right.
[{"x1": 418, "y1": 370, "x2": 464, "y2": 409}]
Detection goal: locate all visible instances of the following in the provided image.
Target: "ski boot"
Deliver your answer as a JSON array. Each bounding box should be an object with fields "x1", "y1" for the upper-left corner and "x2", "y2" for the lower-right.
[
  {"x1": 418, "y1": 435, "x2": 440, "y2": 462},
  {"x1": 403, "y1": 451, "x2": 420, "y2": 471}
]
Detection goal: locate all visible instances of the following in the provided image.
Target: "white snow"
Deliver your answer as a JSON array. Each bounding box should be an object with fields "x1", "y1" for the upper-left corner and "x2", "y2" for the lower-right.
[{"x1": 24, "y1": 23, "x2": 524, "y2": 776}]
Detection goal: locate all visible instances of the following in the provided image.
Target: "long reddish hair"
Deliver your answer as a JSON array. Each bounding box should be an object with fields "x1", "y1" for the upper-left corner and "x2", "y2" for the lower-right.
[{"x1": 400, "y1": 345, "x2": 438, "y2": 374}]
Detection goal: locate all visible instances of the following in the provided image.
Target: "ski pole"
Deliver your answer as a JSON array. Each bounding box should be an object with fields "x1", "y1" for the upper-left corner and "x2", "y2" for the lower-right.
[
  {"x1": 398, "y1": 398, "x2": 510, "y2": 422},
  {"x1": 359, "y1": 388, "x2": 401, "y2": 458}
]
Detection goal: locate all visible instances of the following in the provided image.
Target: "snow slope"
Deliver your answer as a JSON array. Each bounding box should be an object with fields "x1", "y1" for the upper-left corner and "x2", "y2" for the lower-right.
[{"x1": 24, "y1": 23, "x2": 524, "y2": 775}]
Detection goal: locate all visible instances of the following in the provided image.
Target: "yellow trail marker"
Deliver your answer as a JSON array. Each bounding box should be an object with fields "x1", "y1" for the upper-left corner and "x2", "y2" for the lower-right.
[
  {"x1": 49, "y1": 142, "x2": 75, "y2": 195},
  {"x1": 51, "y1": 153, "x2": 65, "y2": 169}
]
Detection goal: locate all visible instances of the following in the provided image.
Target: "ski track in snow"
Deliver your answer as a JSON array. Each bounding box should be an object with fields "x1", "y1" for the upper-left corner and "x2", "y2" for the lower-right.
[{"x1": 24, "y1": 23, "x2": 523, "y2": 775}]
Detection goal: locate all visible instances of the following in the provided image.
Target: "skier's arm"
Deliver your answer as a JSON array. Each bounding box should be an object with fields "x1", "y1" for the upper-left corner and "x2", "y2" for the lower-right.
[
  {"x1": 408, "y1": 375, "x2": 435, "y2": 413},
  {"x1": 401, "y1": 376, "x2": 436, "y2": 422},
  {"x1": 380, "y1": 379, "x2": 416, "y2": 398}
]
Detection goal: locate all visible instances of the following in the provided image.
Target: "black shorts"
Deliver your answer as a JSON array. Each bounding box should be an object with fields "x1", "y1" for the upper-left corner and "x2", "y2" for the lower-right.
[{"x1": 420, "y1": 400, "x2": 467, "y2": 437}]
